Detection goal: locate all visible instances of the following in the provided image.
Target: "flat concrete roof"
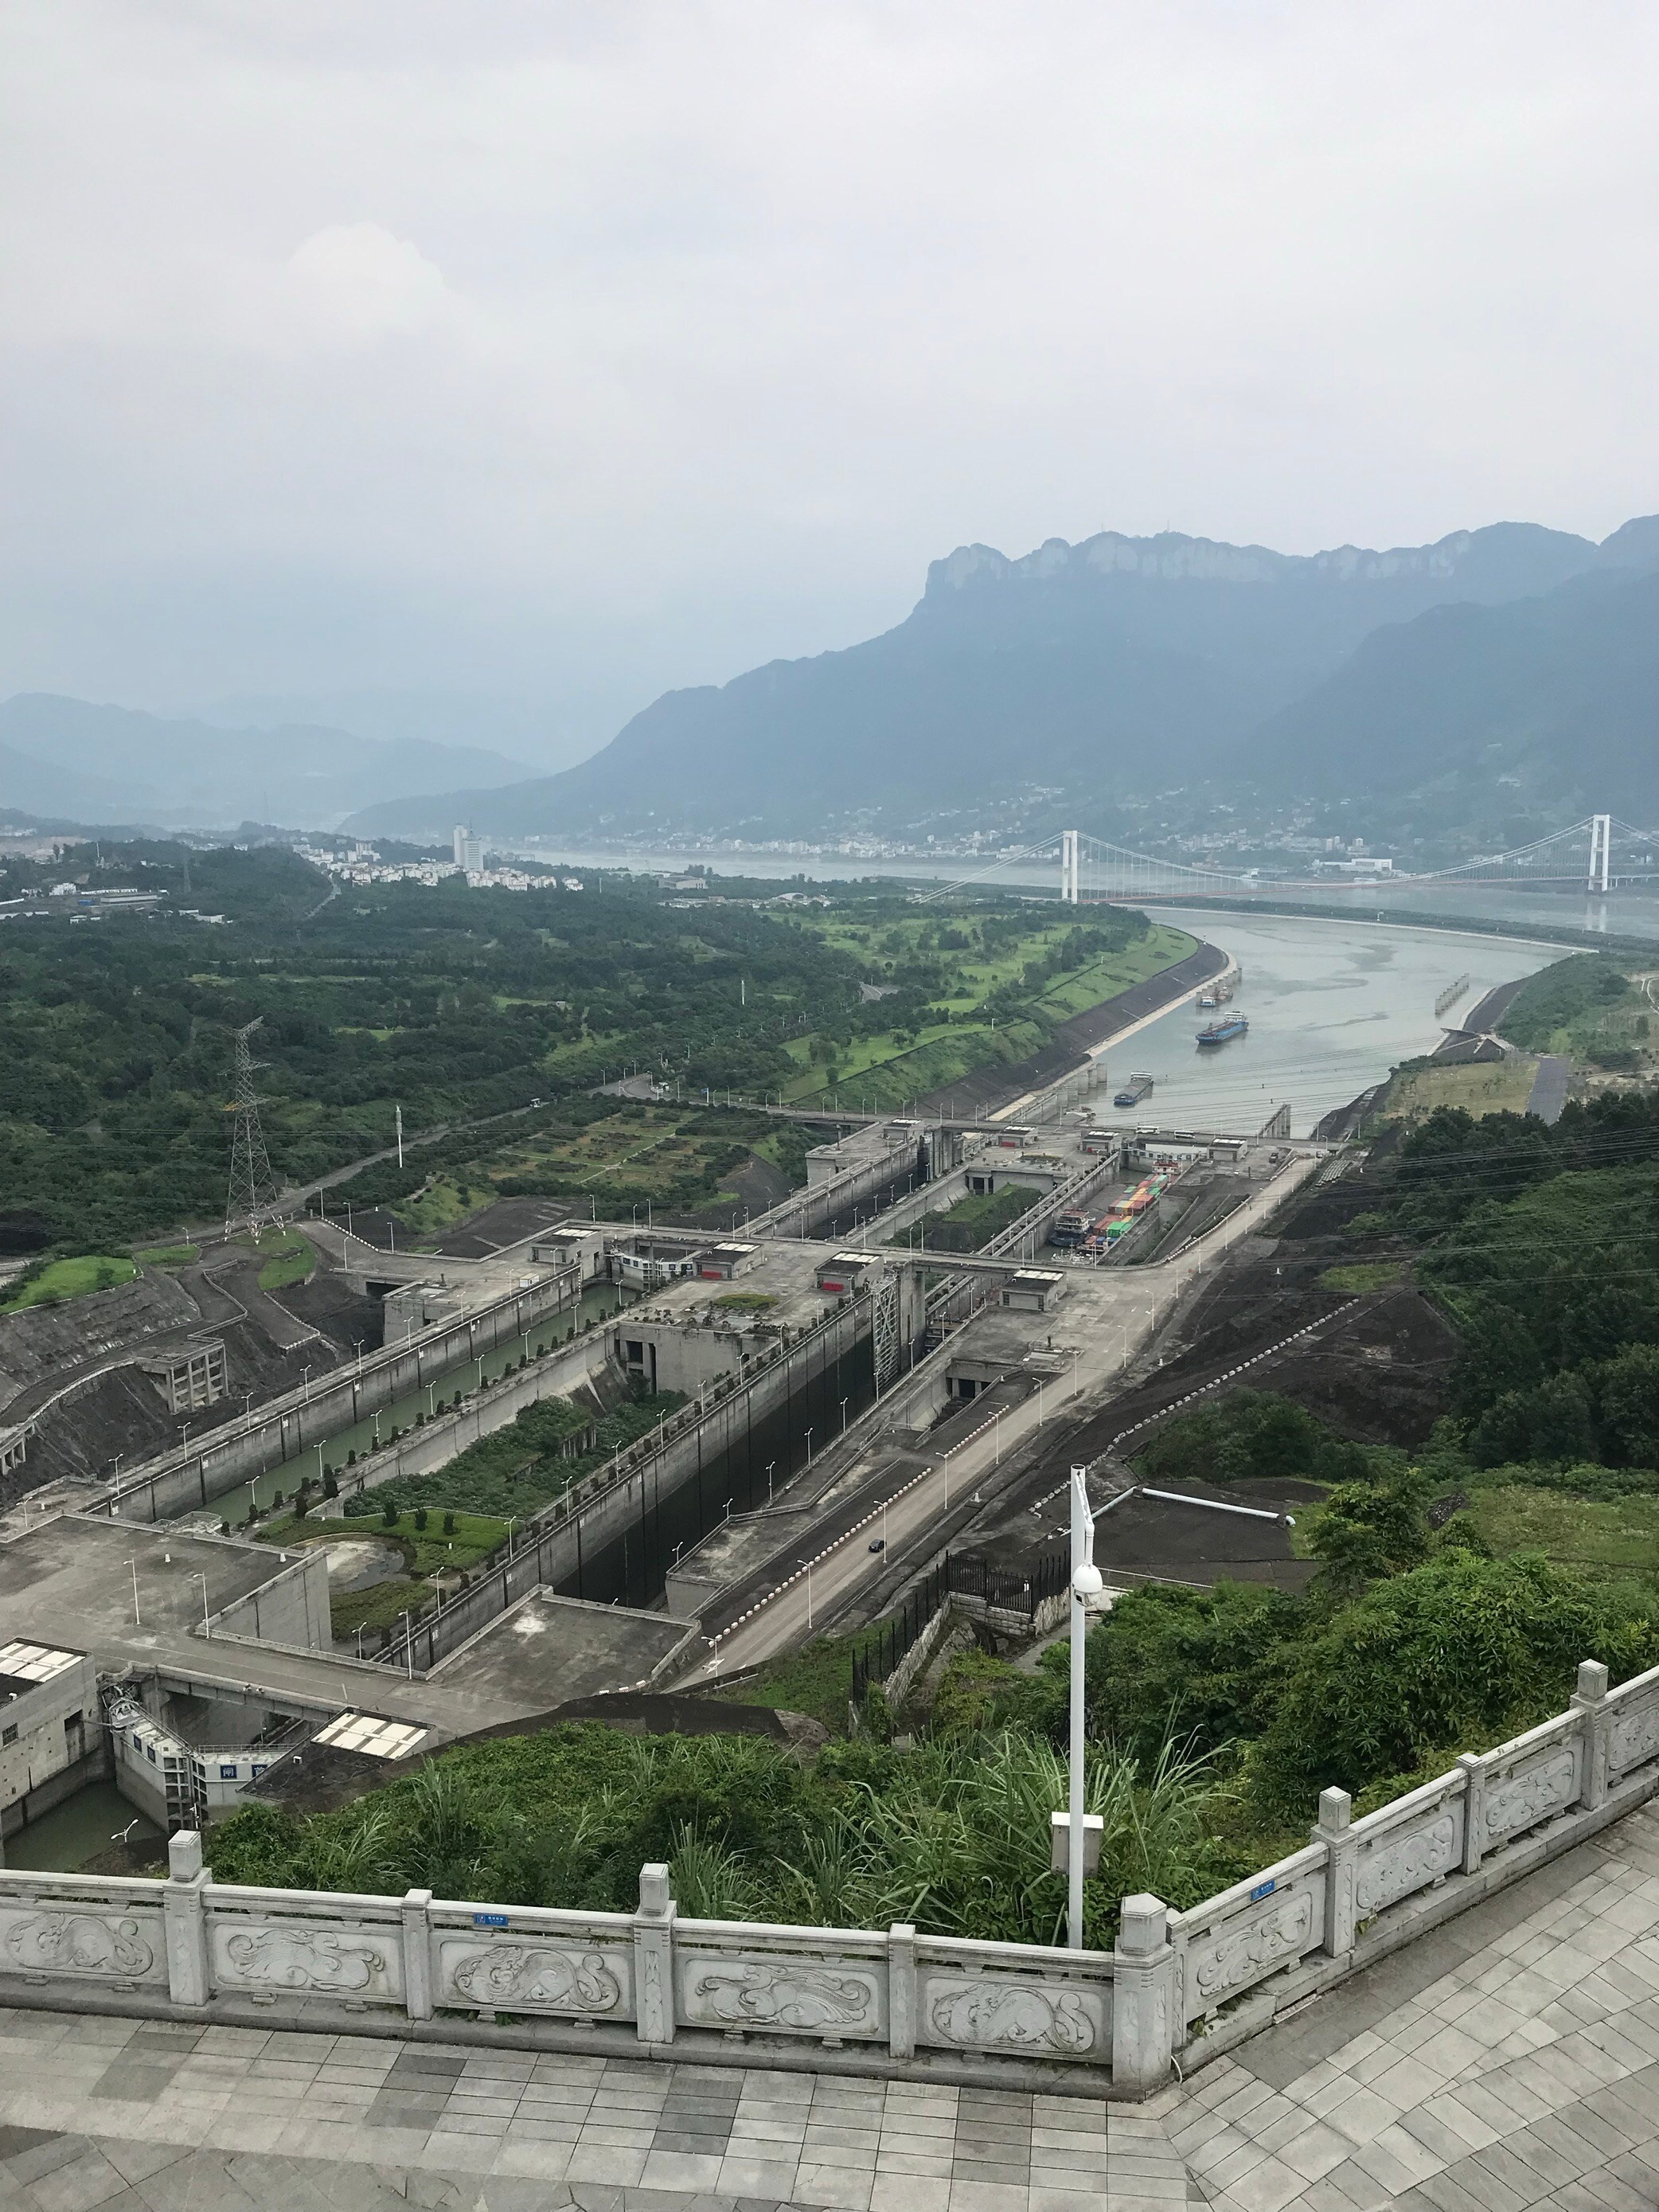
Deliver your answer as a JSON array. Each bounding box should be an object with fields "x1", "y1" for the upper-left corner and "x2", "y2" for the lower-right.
[
  {"x1": 0, "y1": 1515, "x2": 301, "y2": 1656},
  {"x1": 629, "y1": 1236, "x2": 871, "y2": 1334},
  {"x1": 671, "y1": 1506, "x2": 816, "y2": 1592},
  {"x1": 431, "y1": 1590, "x2": 696, "y2": 1713}
]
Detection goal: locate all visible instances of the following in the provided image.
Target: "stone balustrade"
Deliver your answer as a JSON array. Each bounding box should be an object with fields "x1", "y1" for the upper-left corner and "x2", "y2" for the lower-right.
[{"x1": 0, "y1": 1655, "x2": 1655, "y2": 2096}]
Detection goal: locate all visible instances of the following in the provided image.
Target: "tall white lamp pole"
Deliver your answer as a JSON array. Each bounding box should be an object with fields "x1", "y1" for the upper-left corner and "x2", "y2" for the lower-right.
[{"x1": 1068, "y1": 1465, "x2": 1103, "y2": 1949}]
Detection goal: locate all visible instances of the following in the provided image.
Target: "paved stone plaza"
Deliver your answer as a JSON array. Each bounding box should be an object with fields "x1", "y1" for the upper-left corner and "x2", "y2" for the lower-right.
[{"x1": 0, "y1": 1803, "x2": 1654, "y2": 2210}]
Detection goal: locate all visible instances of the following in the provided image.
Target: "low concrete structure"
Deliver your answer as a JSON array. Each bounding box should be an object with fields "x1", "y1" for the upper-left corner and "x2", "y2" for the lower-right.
[
  {"x1": 0, "y1": 1639, "x2": 100, "y2": 1857},
  {"x1": 664, "y1": 1506, "x2": 818, "y2": 1620},
  {"x1": 137, "y1": 1337, "x2": 228, "y2": 1415},
  {"x1": 429, "y1": 1589, "x2": 699, "y2": 1706}
]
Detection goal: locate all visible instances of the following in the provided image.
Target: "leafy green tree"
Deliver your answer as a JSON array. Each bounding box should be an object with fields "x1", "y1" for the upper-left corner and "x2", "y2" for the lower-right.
[
  {"x1": 1308, "y1": 1469, "x2": 1431, "y2": 1599},
  {"x1": 1593, "y1": 1342, "x2": 1659, "y2": 1468},
  {"x1": 1255, "y1": 1552, "x2": 1659, "y2": 1815}
]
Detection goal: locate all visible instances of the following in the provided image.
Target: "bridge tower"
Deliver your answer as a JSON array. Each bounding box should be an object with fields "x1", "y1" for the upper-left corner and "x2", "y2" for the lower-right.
[
  {"x1": 1060, "y1": 830, "x2": 1080, "y2": 905},
  {"x1": 1588, "y1": 813, "x2": 1612, "y2": 894}
]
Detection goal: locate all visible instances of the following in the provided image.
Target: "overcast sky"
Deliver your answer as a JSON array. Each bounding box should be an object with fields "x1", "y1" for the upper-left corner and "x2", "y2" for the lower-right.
[{"x1": 4, "y1": 2, "x2": 1657, "y2": 765}]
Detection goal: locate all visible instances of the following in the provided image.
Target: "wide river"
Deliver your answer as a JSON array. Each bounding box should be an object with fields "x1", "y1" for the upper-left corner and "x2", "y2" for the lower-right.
[
  {"x1": 1079, "y1": 906, "x2": 1563, "y2": 1139},
  {"x1": 513, "y1": 845, "x2": 1581, "y2": 1139}
]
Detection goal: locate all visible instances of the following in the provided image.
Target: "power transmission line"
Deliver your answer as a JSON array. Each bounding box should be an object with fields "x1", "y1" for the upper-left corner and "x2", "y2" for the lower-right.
[{"x1": 224, "y1": 1018, "x2": 281, "y2": 1241}]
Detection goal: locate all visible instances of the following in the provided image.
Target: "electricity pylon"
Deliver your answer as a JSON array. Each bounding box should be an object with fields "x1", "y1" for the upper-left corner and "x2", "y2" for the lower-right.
[{"x1": 225, "y1": 1018, "x2": 281, "y2": 1241}]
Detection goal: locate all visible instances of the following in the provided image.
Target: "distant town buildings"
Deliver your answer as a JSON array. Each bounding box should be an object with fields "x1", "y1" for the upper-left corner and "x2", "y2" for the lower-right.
[{"x1": 294, "y1": 840, "x2": 584, "y2": 896}]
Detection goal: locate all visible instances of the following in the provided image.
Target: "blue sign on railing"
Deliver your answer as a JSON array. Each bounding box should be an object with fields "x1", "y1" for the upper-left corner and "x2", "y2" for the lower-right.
[
  {"x1": 473, "y1": 1912, "x2": 509, "y2": 1929},
  {"x1": 1249, "y1": 1878, "x2": 1277, "y2": 1903}
]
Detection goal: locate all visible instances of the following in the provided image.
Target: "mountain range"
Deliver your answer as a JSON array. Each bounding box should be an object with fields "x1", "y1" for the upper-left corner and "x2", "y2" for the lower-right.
[
  {"x1": 344, "y1": 514, "x2": 1659, "y2": 844},
  {"x1": 0, "y1": 695, "x2": 529, "y2": 831}
]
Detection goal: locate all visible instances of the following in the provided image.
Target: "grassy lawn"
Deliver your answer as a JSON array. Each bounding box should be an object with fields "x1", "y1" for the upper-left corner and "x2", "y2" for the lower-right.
[
  {"x1": 330, "y1": 1577, "x2": 425, "y2": 1637},
  {"x1": 259, "y1": 1508, "x2": 510, "y2": 1574},
  {"x1": 355, "y1": 1506, "x2": 513, "y2": 1574},
  {"x1": 134, "y1": 1243, "x2": 199, "y2": 1268},
  {"x1": 783, "y1": 914, "x2": 1196, "y2": 1113},
  {"x1": 380, "y1": 1106, "x2": 771, "y2": 1239},
  {"x1": 250, "y1": 1228, "x2": 314, "y2": 1292},
  {"x1": 1319, "y1": 1260, "x2": 1407, "y2": 1292},
  {"x1": 1, "y1": 1254, "x2": 136, "y2": 1310},
  {"x1": 718, "y1": 1628, "x2": 883, "y2": 1732},
  {"x1": 712, "y1": 1292, "x2": 778, "y2": 1313},
  {"x1": 1461, "y1": 1485, "x2": 1659, "y2": 1575},
  {"x1": 888, "y1": 1181, "x2": 1040, "y2": 1253},
  {"x1": 1376, "y1": 1058, "x2": 1539, "y2": 1126}
]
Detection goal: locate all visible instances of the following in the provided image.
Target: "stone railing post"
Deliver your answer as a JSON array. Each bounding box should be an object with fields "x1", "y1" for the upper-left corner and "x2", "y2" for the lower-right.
[
  {"x1": 1572, "y1": 1659, "x2": 1610, "y2": 1811},
  {"x1": 1112, "y1": 1893, "x2": 1176, "y2": 2094},
  {"x1": 888, "y1": 1923, "x2": 917, "y2": 2059},
  {"x1": 634, "y1": 1862, "x2": 676, "y2": 2046},
  {"x1": 1458, "y1": 1753, "x2": 1485, "y2": 1874},
  {"x1": 163, "y1": 1831, "x2": 211, "y2": 2007},
  {"x1": 1315, "y1": 1787, "x2": 1356, "y2": 1956},
  {"x1": 401, "y1": 1889, "x2": 433, "y2": 2019}
]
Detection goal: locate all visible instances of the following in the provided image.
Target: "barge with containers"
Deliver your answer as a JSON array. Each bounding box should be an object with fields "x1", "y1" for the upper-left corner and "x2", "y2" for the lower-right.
[{"x1": 1196, "y1": 1014, "x2": 1249, "y2": 1047}]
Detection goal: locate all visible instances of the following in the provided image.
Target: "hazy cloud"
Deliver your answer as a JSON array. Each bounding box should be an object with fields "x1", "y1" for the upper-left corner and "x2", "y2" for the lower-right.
[{"x1": 2, "y1": 2, "x2": 1656, "y2": 762}]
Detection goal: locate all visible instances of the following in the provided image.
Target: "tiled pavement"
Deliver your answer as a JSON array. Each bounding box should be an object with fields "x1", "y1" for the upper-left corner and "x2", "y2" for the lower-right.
[
  {"x1": 0, "y1": 1801, "x2": 1655, "y2": 2210},
  {"x1": 0, "y1": 2019, "x2": 1191, "y2": 2211},
  {"x1": 1152, "y1": 1799, "x2": 1659, "y2": 2211}
]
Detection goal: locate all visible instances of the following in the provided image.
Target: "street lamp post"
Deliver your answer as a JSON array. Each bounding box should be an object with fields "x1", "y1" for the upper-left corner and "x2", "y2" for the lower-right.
[
  {"x1": 803, "y1": 1427, "x2": 814, "y2": 1467},
  {"x1": 766, "y1": 1461, "x2": 776, "y2": 1505},
  {"x1": 840, "y1": 1397, "x2": 849, "y2": 1435},
  {"x1": 1067, "y1": 1468, "x2": 1104, "y2": 1950}
]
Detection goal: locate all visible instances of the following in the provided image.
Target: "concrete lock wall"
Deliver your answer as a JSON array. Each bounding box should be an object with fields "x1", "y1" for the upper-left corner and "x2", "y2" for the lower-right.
[
  {"x1": 381, "y1": 1292, "x2": 895, "y2": 1674},
  {"x1": 4, "y1": 1658, "x2": 1656, "y2": 2094},
  {"x1": 95, "y1": 1268, "x2": 584, "y2": 1525},
  {"x1": 297, "y1": 1328, "x2": 615, "y2": 1517},
  {"x1": 204, "y1": 1551, "x2": 333, "y2": 1652}
]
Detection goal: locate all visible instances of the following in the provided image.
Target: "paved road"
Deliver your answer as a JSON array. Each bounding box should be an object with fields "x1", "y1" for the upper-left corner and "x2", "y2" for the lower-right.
[
  {"x1": 683, "y1": 1152, "x2": 1325, "y2": 1679},
  {"x1": 0, "y1": 1798, "x2": 1654, "y2": 2209},
  {"x1": 1527, "y1": 1053, "x2": 1575, "y2": 1124}
]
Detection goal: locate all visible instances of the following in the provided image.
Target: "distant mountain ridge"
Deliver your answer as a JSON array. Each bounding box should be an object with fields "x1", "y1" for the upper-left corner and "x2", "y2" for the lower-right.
[
  {"x1": 346, "y1": 515, "x2": 1656, "y2": 842},
  {"x1": 1251, "y1": 554, "x2": 1659, "y2": 823},
  {"x1": 0, "y1": 695, "x2": 529, "y2": 831}
]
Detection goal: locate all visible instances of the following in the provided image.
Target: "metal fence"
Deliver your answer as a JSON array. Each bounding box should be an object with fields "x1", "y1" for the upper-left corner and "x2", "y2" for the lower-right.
[{"x1": 850, "y1": 1545, "x2": 1069, "y2": 1702}]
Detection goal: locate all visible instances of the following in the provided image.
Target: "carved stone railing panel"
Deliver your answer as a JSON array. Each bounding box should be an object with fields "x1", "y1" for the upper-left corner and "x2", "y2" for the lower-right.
[
  {"x1": 1172, "y1": 1847, "x2": 1325, "y2": 2026},
  {"x1": 674, "y1": 1921, "x2": 888, "y2": 2042},
  {"x1": 914, "y1": 1936, "x2": 1112, "y2": 2066},
  {"x1": 438, "y1": 1935, "x2": 631, "y2": 2018},
  {"x1": 1607, "y1": 1678, "x2": 1659, "y2": 1784},
  {"x1": 0, "y1": 1886, "x2": 168, "y2": 1989},
  {"x1": 1350, "y1": 1775, "x2": 1465, "y2": 1921},
  {"x1": 1481, "y1": 1729, "x2": 1582, "y2": 1849},
  {"x1": 919, "y1": 1970, "x2": 1106, "y2": 2060},
  {"x1": 428, "y1": 1908, "x2": 635, "y2": 2021},
  {"x1": 206, "y1": 1902, "x2": 404, "y2": 2004}
]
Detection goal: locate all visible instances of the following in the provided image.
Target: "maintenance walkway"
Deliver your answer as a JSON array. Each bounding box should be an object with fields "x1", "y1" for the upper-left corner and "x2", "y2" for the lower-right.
[{"x1": 0, "y1": 1801, "x2": 1655, "y2": 2210}]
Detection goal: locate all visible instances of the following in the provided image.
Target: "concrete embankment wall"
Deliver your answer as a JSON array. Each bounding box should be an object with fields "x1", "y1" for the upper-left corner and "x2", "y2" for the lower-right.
[{"x1": 95, "y1": 1270, "x2": 584, "y2": 1525}]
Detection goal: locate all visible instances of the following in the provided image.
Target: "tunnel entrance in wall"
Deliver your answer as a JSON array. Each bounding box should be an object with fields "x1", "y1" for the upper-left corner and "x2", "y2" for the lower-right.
[{"x1": 553, "y1": 1333, "x2": 878, "y2": 1612}]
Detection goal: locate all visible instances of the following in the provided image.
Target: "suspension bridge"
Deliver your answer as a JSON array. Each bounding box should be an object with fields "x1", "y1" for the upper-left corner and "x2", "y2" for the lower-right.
[{"x1": 917, "y1": 813, "x2": 1659, "y2": 905}]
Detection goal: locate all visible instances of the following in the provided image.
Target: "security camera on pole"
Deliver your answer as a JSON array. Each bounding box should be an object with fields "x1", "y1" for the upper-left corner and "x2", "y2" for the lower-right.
[{"x1": 1051, "y1": 1465, "x2": 1106, "y2": 1949}]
